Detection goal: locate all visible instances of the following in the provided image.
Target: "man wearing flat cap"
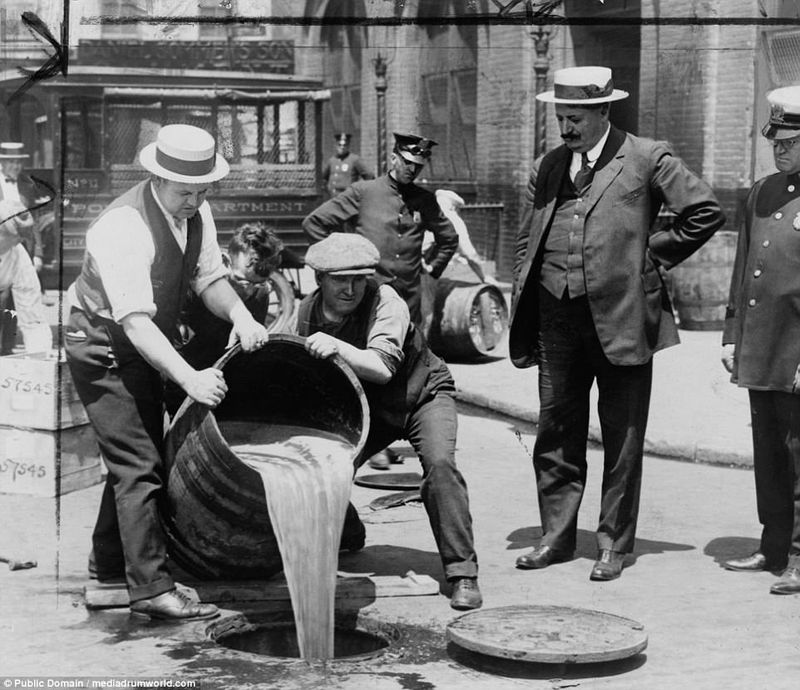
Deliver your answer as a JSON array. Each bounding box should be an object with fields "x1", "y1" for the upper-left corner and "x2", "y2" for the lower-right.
[
  {"x1": 510, "y1": 66, "x2": 725, "y2": 581},
  {"x1": 721, "y1": 85, "x2": 800, "y2": 595},
  {"x1": 64, "y1": 124, "x2": 269, "y2": 623},
  {"x1": 289, "y1": 232, "x2": 482, "y2": 611},
  {"x1": 322, "y1": 133, "x2": 373, "y2": 198},
  {"x1": 303, "y1": 131, "x2": 459, "y2": 331}
]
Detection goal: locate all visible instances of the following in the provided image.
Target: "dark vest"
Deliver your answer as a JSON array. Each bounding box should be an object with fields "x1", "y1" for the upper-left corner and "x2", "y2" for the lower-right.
[
  {"x1": 539, "y1": 167, "x2": 595, "y2": 299},
  {"x1": 72, "y1": 180, "x2": 203, "y2": 355},
  {"x1": 296, "y1": 279, "x2": 453, "y2": 429}
]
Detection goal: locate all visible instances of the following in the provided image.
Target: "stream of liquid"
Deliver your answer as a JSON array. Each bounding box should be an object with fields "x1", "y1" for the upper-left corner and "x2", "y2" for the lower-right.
[{"x1": 218, "y1": 421, "x2": 356, "y2": 663}]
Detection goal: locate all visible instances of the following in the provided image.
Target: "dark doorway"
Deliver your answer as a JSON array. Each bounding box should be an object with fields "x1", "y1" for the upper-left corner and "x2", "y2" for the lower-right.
[{"x1": 565, "y1": 0, "x2": 642, "y2": 135}]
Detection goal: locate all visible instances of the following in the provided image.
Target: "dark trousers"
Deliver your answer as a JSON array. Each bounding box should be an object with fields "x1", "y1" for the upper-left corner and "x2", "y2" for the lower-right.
[
  {"x1": 359, "y1": 392, "x2": 478, "y2": 580},
  {"x1": 64, "y1": 309, "x2": 174, "y2": 602},
  {"x1": 749, "y1": 390, "x2": 800, "y2": 564},
  {"x1": 533, "y1": 287, "x2": 652, "y2": 554},
  {"x1": 0, "y1": 287, "x2": 17, "y2": 355}
]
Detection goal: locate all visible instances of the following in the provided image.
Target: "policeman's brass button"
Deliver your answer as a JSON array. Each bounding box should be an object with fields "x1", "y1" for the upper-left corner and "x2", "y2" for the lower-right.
[
  {"x1": 754, "y1": 269, "x2": 762, "y2": 277},
  {"x1": 763, "y1": 240, "x2": 770, "y2": 247},
  {"x1": 748, "y1": 298, "x2": 756, "y2": 307},
  {"x1": 789, "y1": 185, "x2": 796, "y2": 192},
  {"x1": 775, "y1": 212, "x2": 783, "y2": 219}
]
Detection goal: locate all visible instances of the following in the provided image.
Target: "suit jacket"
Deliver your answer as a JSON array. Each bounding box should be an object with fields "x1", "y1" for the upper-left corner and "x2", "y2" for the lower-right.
[{"x1": 509, "y1": 127, "x2": 725, "y2": 368}]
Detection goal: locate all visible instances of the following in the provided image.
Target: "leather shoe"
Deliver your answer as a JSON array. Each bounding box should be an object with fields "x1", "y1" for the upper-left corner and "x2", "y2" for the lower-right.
[
  {"x1": 515, "y1": 545, "x2": 572, "y2": 570},
  {"x1": 770, "y1": 567, "x2": 800, "y2": 595},
  {"x1": 724, "y1": 551, "x2": 785, "y2": 572},
  {"x1": 450, "y1": 577, "x2": 483, "y2": 610},
  {"x1": 589, "y1": 549, "x2": 626, "y2": 581},
  {"x1": 130, "y1": 588, "x2": 219, "y2": 621}
]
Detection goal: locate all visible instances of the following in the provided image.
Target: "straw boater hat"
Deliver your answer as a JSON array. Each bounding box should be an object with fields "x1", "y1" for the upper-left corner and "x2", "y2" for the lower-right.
[
  {"x1": 537, "y1": 66, "x2": 629, "y2": 105},
  {"x1": 139, "y1": 124, "x2": 229, "y2": 184},
  {"x1": 305, "y1": 233, "x2": 380, "y2": 276},
  {"x1": 0, "y1": 142, "x2": 29, "y2": 159},
  {"x1": 762, "y1": 85, "x2": 800, "y2": 140}
]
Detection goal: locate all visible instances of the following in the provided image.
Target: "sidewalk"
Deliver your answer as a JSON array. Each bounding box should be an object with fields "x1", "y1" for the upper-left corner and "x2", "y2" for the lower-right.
[{"x1": 447, "y1": 294, "x2": 754, "y2": 469}]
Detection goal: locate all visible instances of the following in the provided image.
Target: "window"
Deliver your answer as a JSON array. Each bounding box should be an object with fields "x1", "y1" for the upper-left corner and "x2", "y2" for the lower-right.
[{"x1": 420, "y1": 69, "x2": 477, "y2": 181}]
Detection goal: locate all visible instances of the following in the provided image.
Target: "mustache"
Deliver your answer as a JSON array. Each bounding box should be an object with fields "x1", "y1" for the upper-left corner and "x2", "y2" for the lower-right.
[{"x1": 561, "y1": 134, "x2": 580, "y2": 141}]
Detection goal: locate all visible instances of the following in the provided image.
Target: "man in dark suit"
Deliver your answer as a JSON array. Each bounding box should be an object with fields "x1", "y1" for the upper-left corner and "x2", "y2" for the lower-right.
[
  {"x1": 510, "y1": 66, "x2": 725, "y2": 580},
  {"x1": 722, "y1": 85, "x2": 800, "y2": 595}
]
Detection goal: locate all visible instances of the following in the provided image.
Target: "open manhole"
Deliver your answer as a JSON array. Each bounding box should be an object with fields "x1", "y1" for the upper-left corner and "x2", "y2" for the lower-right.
[{"x1": 209, "y1": 618, "x2": 393, "y2": 662}]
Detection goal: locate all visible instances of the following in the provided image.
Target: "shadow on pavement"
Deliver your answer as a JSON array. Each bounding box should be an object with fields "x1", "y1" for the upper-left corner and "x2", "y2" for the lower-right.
[
  {"x1": 506, "y1": 526, "x2": 694, "y2": 562},
  {"x1": 447, "y1": 642, "x2": 647, "y2": 680},
  {"x1": 338, "y1": 544, "x2": 446, "y2": 586},
  {"x1": 704, "y1": 536, "x2": 763, "y2": 568}
]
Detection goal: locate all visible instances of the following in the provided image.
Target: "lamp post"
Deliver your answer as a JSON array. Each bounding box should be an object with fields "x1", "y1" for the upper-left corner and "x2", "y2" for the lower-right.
[
  {"x1": 373, "y1": 53, "x2": 388, "y2": 176},
  {"x1": 531, "y1": 25, "x2": 552, "y2": 157}
]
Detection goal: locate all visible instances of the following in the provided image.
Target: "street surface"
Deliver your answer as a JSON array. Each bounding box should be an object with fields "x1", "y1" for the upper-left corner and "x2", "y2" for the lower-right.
[{"x1": 1, "y1": 403, "x2": 799, "y2": 689}]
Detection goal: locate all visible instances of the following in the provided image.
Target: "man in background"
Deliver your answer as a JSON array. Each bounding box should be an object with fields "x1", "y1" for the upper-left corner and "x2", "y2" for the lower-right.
[{"x1": 322, "y1": 132, "x2": 373, "y2": 198}]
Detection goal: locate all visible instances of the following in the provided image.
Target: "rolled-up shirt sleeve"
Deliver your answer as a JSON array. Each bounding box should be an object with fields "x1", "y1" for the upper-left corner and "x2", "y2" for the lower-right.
[{"x1": 366, "y1": 285, "x2": 409, "y2": 375}]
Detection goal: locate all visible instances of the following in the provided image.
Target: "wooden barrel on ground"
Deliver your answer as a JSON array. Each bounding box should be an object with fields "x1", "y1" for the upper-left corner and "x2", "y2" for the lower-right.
[
  {"x1": 428, "y1": 279, "x2": 509, "y2": 360},
  {"x1": 669, "y1": 231, "x2": 737, "y2": 331},
  {"x1": 161, "y1": 335, "x2": 369, "y2": 580}
]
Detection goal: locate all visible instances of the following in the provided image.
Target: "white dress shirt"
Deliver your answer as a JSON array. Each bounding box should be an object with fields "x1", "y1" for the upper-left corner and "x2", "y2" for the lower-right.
[
  {"x1": 67, "y1": 182, "x2": 228, "y2": 323},
  {"x1": 0, "y1": 244, "x2": 51, "y2": 352},
  {"x1": 569, "y1": 124, "x2": 611, "y2": 182}
]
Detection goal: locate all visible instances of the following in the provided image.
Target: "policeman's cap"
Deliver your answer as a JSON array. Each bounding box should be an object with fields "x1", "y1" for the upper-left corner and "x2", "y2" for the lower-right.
[
  {"x1": 763, "y1": 86, "x2": 800, "y2": 141},
  {"x1": 393, "y1": 132, "x2": 437, "y2": 165},
  {"x1": 305, "y1": 233, "x2": 380, "y2": 275}
]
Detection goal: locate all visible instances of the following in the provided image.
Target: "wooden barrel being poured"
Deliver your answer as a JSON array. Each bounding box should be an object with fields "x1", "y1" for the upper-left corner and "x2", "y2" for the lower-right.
[{"x1": 162, "y1": 334, "x2": 370, "y2": 581}]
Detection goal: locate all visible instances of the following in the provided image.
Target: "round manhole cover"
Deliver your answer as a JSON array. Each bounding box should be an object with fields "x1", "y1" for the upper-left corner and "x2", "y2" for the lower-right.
[
  {"x1": 447, "y1": 605, "x2": 647, "y2": 664},
  {"x1": 354, "y1": 472, "x2": 422, "y2": 491}
]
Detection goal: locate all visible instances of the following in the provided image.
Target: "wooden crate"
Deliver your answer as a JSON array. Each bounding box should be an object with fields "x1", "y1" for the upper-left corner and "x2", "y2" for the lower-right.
[
  {"x1": 0, "y1": 424, "x2": 103, "y2": 497},
  {"x1": 0, "y1": 350, "x2": 89, "y2": 430}
]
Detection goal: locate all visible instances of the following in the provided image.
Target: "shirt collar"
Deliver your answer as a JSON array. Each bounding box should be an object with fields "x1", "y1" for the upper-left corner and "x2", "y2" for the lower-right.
[
  {"x1": 576, "y1": 124, "x2": 611, "y2": 165},
  {"x1": 150, "y1": 181, "x2": 184, "y2": 230}
]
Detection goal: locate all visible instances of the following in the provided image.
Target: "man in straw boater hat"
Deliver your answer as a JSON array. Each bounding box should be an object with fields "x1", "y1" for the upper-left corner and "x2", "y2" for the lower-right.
[
  {"x1": 322, "y1": 132, "x2": 374, "y2": 198},
  {"x1": 0, "y1": 142, "x2": 53, "y2": 272},
  {"x1": 510, "y1": 66, "x2": 725, "y2": 580},
  {"x1": 290, "y1": 232, "x2": 482, "y2": 610},
  {"x1": 64, "y1": 124, "x2": 270, "y2": 622},
  {"x1": 721, "y1": 85, "x2": 800, "y2": 595}
]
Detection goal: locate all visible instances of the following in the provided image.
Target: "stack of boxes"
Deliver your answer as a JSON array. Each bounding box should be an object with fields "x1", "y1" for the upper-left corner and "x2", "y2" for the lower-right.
[{"x1": 0, "y1": 350, "x2": 103, "y2": 496}]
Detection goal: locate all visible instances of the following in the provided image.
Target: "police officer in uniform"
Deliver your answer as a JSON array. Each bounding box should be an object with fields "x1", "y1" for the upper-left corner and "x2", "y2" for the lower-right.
[
  {"x1": 722, "y1": 85, "x2": 800, "y2": 595},
  {"x1": 304, "y1": 132, "x2": 458, "y2": 330},
  {"x1": 322, "y1": 133, "x2": 374, "y2": 198}
]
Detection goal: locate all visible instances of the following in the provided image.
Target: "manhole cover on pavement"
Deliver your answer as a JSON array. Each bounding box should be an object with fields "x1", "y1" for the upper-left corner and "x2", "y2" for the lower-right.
[
  {"x1": 354, "y1": 472, "x2": 422, "y2": 491},
  {"x1": 447, "y1": 605, "x2": 647, "y2": 664}
]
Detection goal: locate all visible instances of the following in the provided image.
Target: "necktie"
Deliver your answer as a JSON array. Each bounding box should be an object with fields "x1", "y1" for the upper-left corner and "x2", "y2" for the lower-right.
[{"x1": 573, "y1": 152, "x2": 593, "y2": 191}]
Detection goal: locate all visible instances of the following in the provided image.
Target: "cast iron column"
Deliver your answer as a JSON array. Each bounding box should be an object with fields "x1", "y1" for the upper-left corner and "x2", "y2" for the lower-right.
[
  {"x1": 373, "y1": 53, "x2": 388, "y2": 176},
  {"x1": 531, "y1": 26, "x2": 551, "y2": 157}
]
